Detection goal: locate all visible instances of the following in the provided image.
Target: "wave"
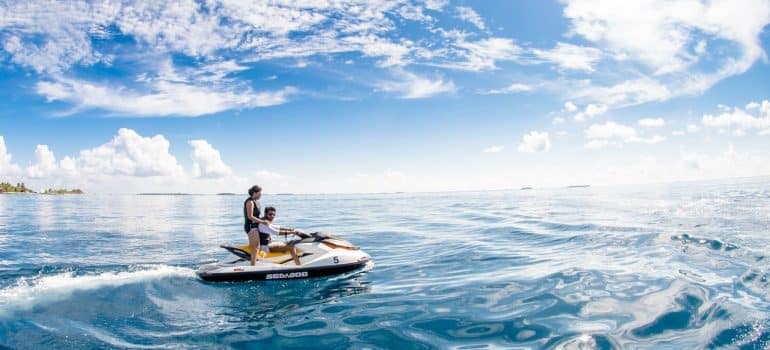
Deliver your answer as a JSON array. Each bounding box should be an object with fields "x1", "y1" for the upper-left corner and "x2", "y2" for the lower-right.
[{"x1": 0, "y1": 265, "x2": 196, "y2": 317}]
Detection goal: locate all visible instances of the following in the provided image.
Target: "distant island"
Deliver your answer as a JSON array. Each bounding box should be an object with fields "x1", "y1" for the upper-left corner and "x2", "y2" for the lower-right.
[
  {"x1": 1, "y1": 181, "x2": 83, "y2": 194},
  {"x1": 216, "y1": 193, "x2": 237, "y2": 196},
  {"x1": 42, "y1": 188, "x2": 83, "y2": 195},
  {"x1": 0, "y1": 182, "x2": 35, "y2": 193},
  {"x1": 567, "y1": 185, "x2": 591, "y2": 188},
  {"x1": 520, "y1": 187, "x2": 533, "y2": 190}
]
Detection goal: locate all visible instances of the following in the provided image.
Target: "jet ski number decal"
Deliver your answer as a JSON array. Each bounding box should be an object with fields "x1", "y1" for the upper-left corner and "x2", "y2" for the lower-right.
[{"x1": 266, "y1": 271, "x2": 309, "y2": 279}]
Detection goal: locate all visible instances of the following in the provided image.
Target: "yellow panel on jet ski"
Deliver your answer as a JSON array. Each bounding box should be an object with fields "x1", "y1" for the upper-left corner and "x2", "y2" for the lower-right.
[{"x1": 236, "y1": 245, "x2": 302, "y2": 258}]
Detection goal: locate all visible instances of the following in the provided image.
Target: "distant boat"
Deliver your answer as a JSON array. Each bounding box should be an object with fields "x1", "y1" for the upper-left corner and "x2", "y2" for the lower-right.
[
  {"x1": 566, "y1": 185, "x2": 590, "y2": 188},
  {"x1": 520, "y1": 187, "x2": 533, "y2": 190}
]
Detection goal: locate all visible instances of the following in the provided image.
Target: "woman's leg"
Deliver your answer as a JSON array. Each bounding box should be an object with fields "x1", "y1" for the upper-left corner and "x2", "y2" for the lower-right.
[{"x1": 248, "y1": 229, "x2": 261, "y2": 266}]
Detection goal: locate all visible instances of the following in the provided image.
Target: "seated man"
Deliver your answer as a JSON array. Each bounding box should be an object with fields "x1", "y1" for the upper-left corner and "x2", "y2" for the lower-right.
[{"x1": 258, "y1": 206, "x2": 307, "y2": 265}]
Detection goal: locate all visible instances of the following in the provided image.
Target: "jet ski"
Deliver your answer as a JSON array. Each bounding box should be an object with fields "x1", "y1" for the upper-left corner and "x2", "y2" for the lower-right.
[{"x1": 197, "y1": 232, "x2": 371, "y2": 282}]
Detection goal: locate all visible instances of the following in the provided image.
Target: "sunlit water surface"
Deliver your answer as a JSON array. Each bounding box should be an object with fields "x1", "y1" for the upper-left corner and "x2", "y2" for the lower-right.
[{"x1": 1, "y1": 178, "x2": 769, "y2": 349}]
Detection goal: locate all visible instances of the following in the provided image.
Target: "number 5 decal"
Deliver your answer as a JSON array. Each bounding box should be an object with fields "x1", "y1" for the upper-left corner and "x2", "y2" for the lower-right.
[{"x1": 333, "y1": 256, "x2": 339, "y2": 264}]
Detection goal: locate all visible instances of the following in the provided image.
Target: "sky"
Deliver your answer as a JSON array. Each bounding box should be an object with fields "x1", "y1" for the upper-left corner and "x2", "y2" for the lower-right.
[{"x1": 1, "y1": 0, "x2": 769, "y2": 194}]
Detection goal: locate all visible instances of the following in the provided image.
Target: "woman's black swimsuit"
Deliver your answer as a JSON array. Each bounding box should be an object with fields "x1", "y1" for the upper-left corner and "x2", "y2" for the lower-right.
[{"x1": 243, "y1": 198, "x2": 270, "y2": 245}]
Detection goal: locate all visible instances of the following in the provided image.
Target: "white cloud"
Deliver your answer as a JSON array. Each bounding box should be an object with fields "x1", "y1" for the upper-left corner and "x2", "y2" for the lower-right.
[
  {"x1": 562, "y1": 0, "x2": 770, "y2": 107},
  {"x1": 533, "y1": 42, "x2": 602, "y2": 72},
  {"x1": 584, "y1": 121, "x2": 665, "y2": 148},
  {"x1": 26, "y1": 145, "x2": 58, "y2": 178},
  {"x1": 456, "y1": 6, "x2": 486, "y2": 30},
  {"x1": 483, "y1": 145, "x2": 503, "y2": 153},
  {"x1": 701, "y1": 100, "x2": 770, "y2": 135},
  {"x1": 424, "y1": 0, "x2": 449, "y2": 11},
  {"x1": 552, "y1": 117, "x2": 565, "y2": 125},
  {"x1": 518, "y1": 131, "x2": 551, "y2": 153},
  {"x1": 36, "y1": 78, "x2": 297, "y2": 117},
  {"x1": 74, "y1": 128, "x2": 184, "y2": 177},
  {"x1": 585, "y1": 122, "x2": 637, "y2": 140},
  {"x1": 377, "y1": 70, "x2": 456, "y2": 99},
  {"x1": 0, "y1": 129, "x2": 258, "y2": 193},
  {"x1": 564, "y1": 0, "x2": 770, "y2": 74},
  {"x1": 0, "y1": 136, "x2": 22, "y2": 176},
  {"x1": 478, "y1": 83, "x2": 532, "y2": 95},
  {"x1": 1, "y1": 0, "x2": 505, "y2": 113},
  {"x1": 672, "y1": 131, "x2": 686, "y2": 136},
  {"x1": 746, "y1": 101, "x2": 760, "y2": 110},
  {"x1": 564, "y1": 101, "x2": 578, "y2": 112},
  {"x1": 189, "y1": 140, "x2": 232, "y2": 179},
  {"x1": 574, "y1": 103, "x2": 608, "y2": 122},
  {"x1": 0, "y1": 2, "x2": 118, "y2": 74},
  {"x1": 638, "y1": 118, "x2": 665, "y2": 127},
  {"x1": 569, "y1": 77, "x2": 671, "y2": 108},
  {"x1": 449, "y1": 37, "x2": 523, "y2": 71}
]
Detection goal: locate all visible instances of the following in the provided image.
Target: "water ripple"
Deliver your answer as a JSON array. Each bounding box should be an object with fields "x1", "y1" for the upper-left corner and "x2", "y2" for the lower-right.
[{"x1": 1, "y1": 178, "x2": 769, "y2": 348}]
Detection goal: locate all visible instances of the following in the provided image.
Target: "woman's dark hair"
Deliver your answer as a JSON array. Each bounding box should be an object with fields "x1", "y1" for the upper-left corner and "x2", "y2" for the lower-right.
[{"x1": 248, "y1": 185, "x2": 262, "y2": 196}]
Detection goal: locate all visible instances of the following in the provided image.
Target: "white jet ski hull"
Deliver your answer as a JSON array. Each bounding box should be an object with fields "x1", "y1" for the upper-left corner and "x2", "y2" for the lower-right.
[{"x1": 197, "y1": 233, "x2": 371, "y2": 282}]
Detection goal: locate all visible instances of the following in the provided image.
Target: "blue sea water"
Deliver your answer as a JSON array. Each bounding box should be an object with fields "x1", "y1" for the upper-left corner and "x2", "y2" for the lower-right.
[{"x1": 1, "y1": 178, "x2": 769, "y2": 349}]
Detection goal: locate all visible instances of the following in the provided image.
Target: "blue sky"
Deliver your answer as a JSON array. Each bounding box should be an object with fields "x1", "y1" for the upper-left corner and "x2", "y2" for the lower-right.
[{"x1": 1, "y1": 0, "x2": 769, "y2": 193}]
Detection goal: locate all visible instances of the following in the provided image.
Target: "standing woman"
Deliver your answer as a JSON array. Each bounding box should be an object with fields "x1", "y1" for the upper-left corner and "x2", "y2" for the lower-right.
[{"x1": 244, "y1": 185, "x2": 269, "y2": 266}]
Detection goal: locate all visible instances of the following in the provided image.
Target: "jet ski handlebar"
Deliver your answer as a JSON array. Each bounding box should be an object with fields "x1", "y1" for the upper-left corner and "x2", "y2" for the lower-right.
[{"x1": 289, "y1": 232, "x2": 359, "y2": 249}]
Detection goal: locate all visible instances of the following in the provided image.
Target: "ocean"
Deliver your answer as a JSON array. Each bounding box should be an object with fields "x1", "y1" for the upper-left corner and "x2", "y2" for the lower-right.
[{"x1": 1, "y1": 178, "x2": 769, "y2": 349}]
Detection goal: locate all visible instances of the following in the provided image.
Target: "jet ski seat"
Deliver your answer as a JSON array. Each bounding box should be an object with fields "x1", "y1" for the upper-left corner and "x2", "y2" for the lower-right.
[{"x1": 219, "y1": 244, "x2": 304, "y2": 261}]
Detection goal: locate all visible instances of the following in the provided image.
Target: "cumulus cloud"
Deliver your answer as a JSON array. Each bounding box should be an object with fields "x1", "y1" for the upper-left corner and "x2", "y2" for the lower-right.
[
  {"x1": 0, "y1": 136, "x2": 22, "y2": 176},
  {"x1": 74, "y1": 128, "x2": 184, "y2": 177},
  {"x1": 518, "y1": 131, "x2": 551, "y2": 153},
  {"x1": 584, "y1": 121, "x2": 665, "y2": 149},
  {"x1": 376, "y1": 70, "x2": 456, "y2": 99},
  {"x1": 564, "y1": 101, "x2": 578, "y2": 112},
  {"x1": 701, "y1": 100, "x2": 770, "y2": 135},
  {"x1": 638, "y1": 118, "x2": 665, "y2": 127},
  {"x1": 0, "y1": 129, "x2": 254, "y2": 193},
  {"x1": 483, "y1": 145, "x2": 504, "y2": 153},
  {"x1": 533, "y1": 42, "x2": 602, "y2": 72},
  {"x1": 189, "y1": 140, "x2": 232, "y2": 178},
  {"x1": 26, "y1": 145, "x2": 58, "y2": 178},
  {"x1": 574, "y1": 103, "x2": 608, "y2": 122}
]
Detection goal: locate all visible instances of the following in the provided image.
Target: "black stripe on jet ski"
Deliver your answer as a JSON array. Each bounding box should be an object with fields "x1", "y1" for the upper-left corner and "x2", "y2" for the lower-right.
[{"x1": 197, "y1": 260, "x2": 368, "y2": 282}]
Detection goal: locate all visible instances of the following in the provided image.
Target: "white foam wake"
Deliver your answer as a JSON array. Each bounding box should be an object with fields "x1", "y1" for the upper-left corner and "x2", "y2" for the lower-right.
[{"x1": 0, "y1": 265, "x2": 197, "y2": 316}]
